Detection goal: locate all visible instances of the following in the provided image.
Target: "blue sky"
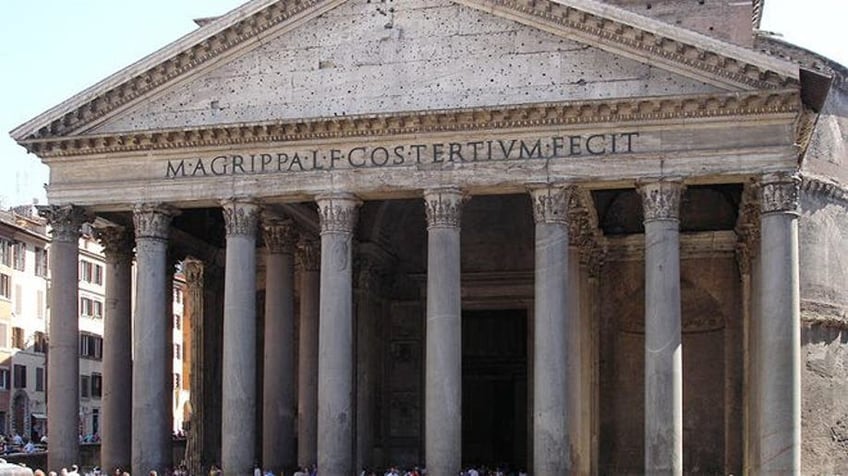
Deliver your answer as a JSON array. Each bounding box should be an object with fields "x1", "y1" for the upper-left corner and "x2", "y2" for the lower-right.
[{"x1": 1, "y1": 0, "x2": 845, "y2": 207}]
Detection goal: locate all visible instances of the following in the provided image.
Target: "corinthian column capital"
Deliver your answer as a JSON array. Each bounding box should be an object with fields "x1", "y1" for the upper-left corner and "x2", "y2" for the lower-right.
[
  {"x1": 37, "y1": 205, "x2": 94, "y2": 243},
  {"x1": 262, "y1": 216, "x2": 297, "y2": 254},
  {"x1": 221, "y1": 199, "x2": 260, "y2": 237},
  {"x1": 529, "y1": 185, "x2": 574, "y2": 225},
  {"x1": 760, "y1": 172, "x2": 800, "y2": 215},
  {"x1": 133, "y1": 204, "x2": 178, "y2": 240},
  {"x1": 638, "y1": 180, "x2": 685, "y2": 222},
  {"x1": 297, "y1": 238, "x2": 320, "y2": 271},
  {"x1": 424, "y1": 188, "x2": 466, "y2": 229},
  {"x1": 93, "y1": 226, "x2": 135, "y2": 262},
  {"x1": 316, "y1": 193, "x2": 361, "y2": 235}
]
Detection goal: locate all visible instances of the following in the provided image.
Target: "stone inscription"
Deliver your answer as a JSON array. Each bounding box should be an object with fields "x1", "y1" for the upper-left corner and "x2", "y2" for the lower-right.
[{"x1": 165, "y1": 132, "x2": 639, "y2": 178}]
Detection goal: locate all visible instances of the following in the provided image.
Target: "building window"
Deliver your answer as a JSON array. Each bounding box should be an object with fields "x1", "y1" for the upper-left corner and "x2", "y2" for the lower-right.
[
  {"x1": 0, "y1": 368, "x2": 9, "y2": 390},
  {"x1": 0, "y1": 239, "x2": 11, "y2": 267},
  {"x1": 35, "y1": 367, "x2": 44, "y2": 392},
  {"x1": 0, "y1": 274, "x2": 10, "y2": 299},
  {"x1": 79, "y1": 333, "x2": 103, "y2": 360},
  {"x1": 173, "y1": 373, "x2": 181, "y2": 389},
  {"x1": 91, "y1": 373, "x2": 102, "y2": 399},
  {"x1": 13, "y1": 364, "x2": 26, "y2": 389},
  {"x1": 34, "y1": 247, "x2": 48, "y2": 277},
  {"x1": 174, "y1": 344, "x2": 181, "y2": 360},
  {"x1": 36, "y1": 290, "x2": 44, "y2": 319},
  {"x1": 33, "y1": 332, "x2": 47, "y2": 353},
  {"x1": 11, "y1": 327, "x2": 24, "y2": 350},
  {"x1": 79, "y1": 260, "x2": 103, "y2": 285},
  {"x1": 80, "y1": 375, "x2": 90, "y2": 399},
  {"x1": 174, "y1": 314, "x2": 181, "y2": 330},
  {"x1": 14, "y1": 285, "x2": 22, "y2": 315},
  {"x1": 80, "y1": 297, "x2": 103, "y2": 319},
  {"x1": 0, "y1": 323, "x2": 7, "y2": 348},
  {"x1": 12, "y1": 242, "x2": 25, "y2": 272}
]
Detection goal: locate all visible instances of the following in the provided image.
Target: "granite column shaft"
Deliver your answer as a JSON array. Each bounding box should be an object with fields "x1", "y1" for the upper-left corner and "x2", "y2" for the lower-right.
[
  {"x1": 220, "y1": 199, "x2": 260, "y2": 476},
  {"x1": 39, "y1": 205, "x2": 92, "y2": 472},
  {"x1": 96, "y1": 227, "x2": 134, "y2": 473},
  {"x1": 262, "y1": 218, "x2": 297, "y2": 472},
  {"x1": 530, "y1": 186, "x2": 576, "y2": 475},
  {"x1": 639, "y1": 181, "x2": 684, "y2": 476},
  {"x1": 298, "y1": 239, "x2": 320, "y2": 468},
  {"x1": 757, "y1": 173, "x2": 801, "y2": 473},
  {"x1": 424, "y1": 188, "x2": 465, "y2": 476},
  {"x1": 316, "y1": 194, "x2": 361, "y2": 476},
  {"x1": 132, "y1": 204, "x2": 176, "y2": 476}
]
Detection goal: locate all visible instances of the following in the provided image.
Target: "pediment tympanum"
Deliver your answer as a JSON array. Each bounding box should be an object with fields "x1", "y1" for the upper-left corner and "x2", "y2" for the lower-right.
[{"x1": 90, "y1": 0, "x2": 723, "y2": 134}]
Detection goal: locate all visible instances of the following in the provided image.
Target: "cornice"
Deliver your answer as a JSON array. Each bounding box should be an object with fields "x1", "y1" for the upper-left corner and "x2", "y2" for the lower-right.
[
  {"x1": 12, "y1": 0, "x2": 331, "y2": 143},
  {"x1": 12, "y1": 0, "x2": 799, "y2": 147},
  {"x1": 458, "y1": 0, "x2": 797, "y2": 90},
  {"x1": 23, "y1": 90, "x2": 800, "y2": 158},
  {"x1": 801, "y1": 175, "x2": 848, "y2": 205}
]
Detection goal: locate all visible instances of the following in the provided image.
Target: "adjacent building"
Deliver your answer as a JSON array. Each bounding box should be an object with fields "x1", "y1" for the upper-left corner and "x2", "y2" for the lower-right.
[{"x1": 0, "y1": 208, "x2": 188, "y2": 445}]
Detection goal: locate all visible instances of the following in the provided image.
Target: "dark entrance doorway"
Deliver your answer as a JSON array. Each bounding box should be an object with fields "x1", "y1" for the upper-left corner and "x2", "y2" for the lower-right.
[{"x1": 462, "y1": 309, "x2": 528, "y2": 472}]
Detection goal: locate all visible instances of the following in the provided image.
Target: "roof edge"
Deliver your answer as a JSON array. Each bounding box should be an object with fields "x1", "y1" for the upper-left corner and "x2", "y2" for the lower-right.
[
  {"x1": 558, "y1": 0, "x2": 797, "y2": 78},
  {"x1": 9, "y1": 0, "x2": 279, "y2": 142}
]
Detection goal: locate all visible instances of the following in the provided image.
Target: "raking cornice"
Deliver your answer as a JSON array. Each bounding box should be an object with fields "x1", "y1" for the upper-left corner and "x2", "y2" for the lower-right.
[{"x1": 10, "y1": 0, "x2": 799, "y2": 147}]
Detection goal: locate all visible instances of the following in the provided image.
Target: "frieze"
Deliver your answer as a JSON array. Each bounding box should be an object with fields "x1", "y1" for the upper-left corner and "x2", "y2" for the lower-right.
[
  {"x1": 638, "y1": 180, "x2": 685, "y2": 222},
  {"x1": 37, "y1": 205, "x2": 95, "y2": 243},
  {"x1": 316, "y1": 193, "x2": 360, "y2": 235},
  {"x1": 761, "y1": 172, "x2": 800, "y2": 214},
  {"x1": 24, "y1": 90, "x2": 799, "y2": 157},
  {"x1": 424, "y1": 188, "x2": 466, "y2": 230},
  {"x1": 221, "y1": 199, "x2": 261, "y2": 237}
]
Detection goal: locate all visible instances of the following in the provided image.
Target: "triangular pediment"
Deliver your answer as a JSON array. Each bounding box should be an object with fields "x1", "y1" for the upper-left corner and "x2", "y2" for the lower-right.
[
  {"x1": 90, "y1": 0, "x2": 729, "y2": 134},
  {"x1": 11, "y1": 0, "x2": 800, "y2": 149}
]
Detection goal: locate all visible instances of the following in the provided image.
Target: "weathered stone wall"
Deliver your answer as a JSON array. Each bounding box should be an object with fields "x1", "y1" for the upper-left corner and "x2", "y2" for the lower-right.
[
  {"x1": 599, "y1": 255, "x2": 742, "y2": 474},
  {"x1": 603, "y1": 0, "x2": 753, "y2": 46},
  {"x1": 92, "y1": 0, "x2": 718, "y2": 134},
  {"x1": 803, "y1": 84, "x2": 848, "y2": 186},
  {"x1": 799, "y1": 188, "x2": 848, "y2": 473}
]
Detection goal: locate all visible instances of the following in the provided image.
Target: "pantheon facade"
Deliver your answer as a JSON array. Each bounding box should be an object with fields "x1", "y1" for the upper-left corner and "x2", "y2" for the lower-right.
[{"x1": 10, "y1": 0, "x2": 848, "y2": 474}]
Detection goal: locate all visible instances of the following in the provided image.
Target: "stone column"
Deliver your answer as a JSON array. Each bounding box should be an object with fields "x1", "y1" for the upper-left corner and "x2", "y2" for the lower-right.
[
  {"x1": 132, "y1": 204, "x2": 177, "y2": 476},
  {"x1": 262, "y1": 217, "x2": 297, "y2": 473},
  {"x1": 183, "y1": 258, "x2": 205, "y2": 476},
  {"x1": 37, "y1": 205, "x2": 92, "y2": 472},
  {"x1": 529, "y1": 185, "x2": 575, "y2": 475},
  {"x1": 639, "y1": 180, "x2": 684, "y2": 476},
  {"x1": 355, "y1": 249, "x2": 386, "y2": 471},
  {"x1": 757, "y1": 172, "x2": 801, "y2": 473},
  {"x1": 220, "y1": 199, "x2": 261, "y2": 476},
  {"x1": 95, "y1": 226, "x2": 134, "y2": 474},
  {"x1": 316, "y1": 193, "x2": 361, "y2": 476},
  {"x1": 297, "y1": 239, "x2": 320, "y2": 468},
  {"x1": 424, "y1": 188, "x2": 465, "y2": 476}
]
